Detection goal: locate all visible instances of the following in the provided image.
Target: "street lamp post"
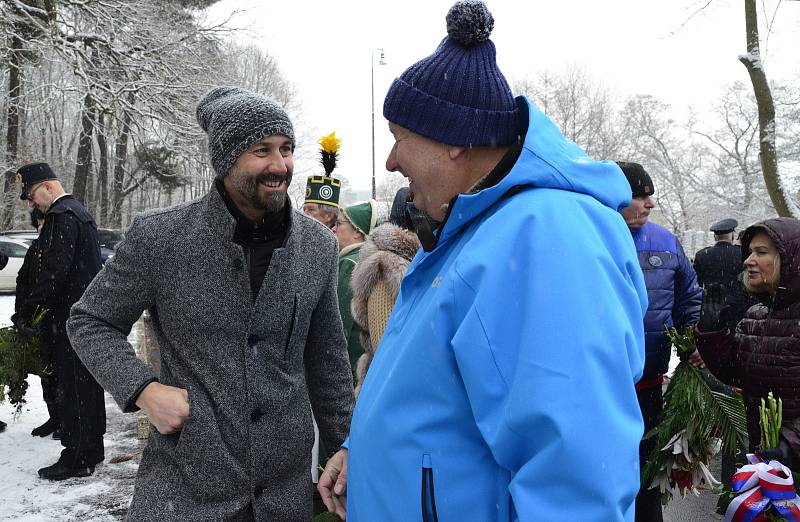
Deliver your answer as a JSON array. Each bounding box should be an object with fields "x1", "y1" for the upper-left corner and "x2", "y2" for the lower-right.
[{"x1": 371, "y1": 48, "x2": 386, "y2": 199}]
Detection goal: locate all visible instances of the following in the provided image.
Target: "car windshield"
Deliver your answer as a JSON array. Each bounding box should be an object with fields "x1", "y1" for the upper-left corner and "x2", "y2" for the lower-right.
[
  {"x1": 0, "y1": 240, "x2": 28, "y2": 258},
  {"x1": 97, "y1": 229, "x2": 124, "y2": 249}
]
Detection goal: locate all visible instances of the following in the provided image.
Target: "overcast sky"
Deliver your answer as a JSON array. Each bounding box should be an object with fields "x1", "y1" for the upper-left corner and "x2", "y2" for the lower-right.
[{"x1": 204, "y1": 0, "x2": 800, "y2": 197}]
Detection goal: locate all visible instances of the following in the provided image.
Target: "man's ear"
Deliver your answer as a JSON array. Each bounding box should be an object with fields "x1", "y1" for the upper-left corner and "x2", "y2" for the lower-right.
[{"x1": 448, "y1": 146, "x2": 468, "y2": 161}]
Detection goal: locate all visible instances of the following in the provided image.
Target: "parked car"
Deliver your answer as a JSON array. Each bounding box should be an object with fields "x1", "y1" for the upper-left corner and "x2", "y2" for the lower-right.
[
  {"x1": 0, "y1": 237, "x2": 29, "y2": 292},
  {"x1": 0, "y1": 229, "x2": 37, "y2": 245},
  {"x1": 97, "y1": 228, "x2": 125, "y2": 262},
  {"x1": 0, "y1": 227, "x2": 124, "y2": 263}
]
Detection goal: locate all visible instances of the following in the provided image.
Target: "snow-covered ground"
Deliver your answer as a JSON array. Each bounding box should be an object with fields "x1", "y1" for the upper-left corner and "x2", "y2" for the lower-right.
[{"x1": 0, "y1": 295, "x2": 138, "y2": 521}]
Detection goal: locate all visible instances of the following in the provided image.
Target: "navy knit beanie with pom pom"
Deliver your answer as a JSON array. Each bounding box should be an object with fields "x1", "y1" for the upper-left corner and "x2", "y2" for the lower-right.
[{"x1": 383, "y1": 0, "x2": 518, "y2": 148}]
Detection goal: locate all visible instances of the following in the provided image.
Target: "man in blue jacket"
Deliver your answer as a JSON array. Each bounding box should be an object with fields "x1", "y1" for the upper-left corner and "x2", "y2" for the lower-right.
[
  {"x1": 616, "y1": 161, "x2": 702, "y2": 522},
  {"x1": 318, "y1": 2, "x2": 648, "y2": 520}
]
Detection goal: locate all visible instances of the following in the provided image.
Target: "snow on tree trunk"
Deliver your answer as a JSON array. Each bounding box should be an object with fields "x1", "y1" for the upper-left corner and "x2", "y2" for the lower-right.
[
  {"x1": 740, "y1": 0, "x2": 800, "y2": 218},
  {"x1": 2, "y1": 35, "x2": 23, "y2": 229},
  {"x1": 72, "y1": 92, "x2": 95, "y2": 204}
]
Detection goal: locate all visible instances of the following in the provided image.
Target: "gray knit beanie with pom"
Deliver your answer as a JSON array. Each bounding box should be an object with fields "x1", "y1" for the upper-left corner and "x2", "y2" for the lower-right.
[{"x1": 196, "y1": 86, "x2": 295, "y2": 177}]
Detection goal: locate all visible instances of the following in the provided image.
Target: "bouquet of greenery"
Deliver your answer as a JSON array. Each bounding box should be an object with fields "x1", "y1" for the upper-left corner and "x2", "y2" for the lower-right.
[
  {"x1": 717, "y1": 393, "x2": 800, "y2": 521},
  {"x1": 0, "y1": 307, "x2": 50, "y2": 416},
  {"x1": 643, "y1": 326, "x2": 748, "y2": 504},
  {"x1": 761, "y1": 392, "x2": 784, "y2": 451}
]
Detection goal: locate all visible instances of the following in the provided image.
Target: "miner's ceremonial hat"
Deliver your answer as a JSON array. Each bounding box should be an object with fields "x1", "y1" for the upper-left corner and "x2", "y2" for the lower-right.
[{"x1": 305, "y1": 175, "x2": 341, "y2": 208}]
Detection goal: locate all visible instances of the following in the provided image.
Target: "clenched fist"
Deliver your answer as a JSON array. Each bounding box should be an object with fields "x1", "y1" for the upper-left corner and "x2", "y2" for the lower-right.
[{"x1": 135, "y1": 382, "x2": 190, "y2": 434}]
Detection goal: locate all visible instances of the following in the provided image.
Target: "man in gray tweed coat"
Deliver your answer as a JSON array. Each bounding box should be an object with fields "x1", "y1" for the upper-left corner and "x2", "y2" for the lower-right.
[{"x1": 68, "y1": 87, "x2": 355, "y2": 521}]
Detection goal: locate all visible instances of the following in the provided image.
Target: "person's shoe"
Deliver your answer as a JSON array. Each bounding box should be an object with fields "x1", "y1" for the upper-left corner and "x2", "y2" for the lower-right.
[
  {"x1": 0, "y1": 420, "x2": 6, "y2": 433},
  {"x1": 51, "y1": 429, "x2": 62, "y2": 440},
  {"x1": 31, "y1": 418, "x2": 59, "y2": 437},
  {"x1": 38, "y1": 461, "x2": 95, "y2": 481},
  {"x1": 90, "y1": 455, "x2": 104, "y2": 466}
]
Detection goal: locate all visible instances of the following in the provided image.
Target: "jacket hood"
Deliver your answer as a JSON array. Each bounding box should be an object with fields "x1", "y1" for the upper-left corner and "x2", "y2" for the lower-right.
[
  {"x1": 436, "y1": 97, "x2": 632, "y2": 247},
  {"x1": 740, "y1": 217, "x2": 800, "y2": 309},
  {"x1": 350, "y1": 223, "x2": 420, "y2": 349}
]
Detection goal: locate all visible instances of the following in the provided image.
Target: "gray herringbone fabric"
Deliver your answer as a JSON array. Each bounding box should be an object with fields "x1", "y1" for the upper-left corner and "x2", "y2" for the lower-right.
[
  {"x1": 68, "y1": 188, "x2": 354, "y2": 521},
  {"x1": 196, "y1": 87, "x2": 295, "y2": 177}
]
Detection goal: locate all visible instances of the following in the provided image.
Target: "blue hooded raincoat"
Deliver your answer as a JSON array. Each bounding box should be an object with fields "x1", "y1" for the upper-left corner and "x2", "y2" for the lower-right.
[{"x1": 345, "y1": 98, "x2": 648, "y2": 521}]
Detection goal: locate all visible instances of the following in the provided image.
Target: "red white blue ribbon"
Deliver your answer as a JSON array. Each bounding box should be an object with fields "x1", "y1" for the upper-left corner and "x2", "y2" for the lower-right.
[{"x1": 724, "y1": 454, "x2": 800, "y2": 522}]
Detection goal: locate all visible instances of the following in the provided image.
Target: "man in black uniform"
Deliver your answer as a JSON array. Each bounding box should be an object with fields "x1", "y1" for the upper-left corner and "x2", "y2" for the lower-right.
[
  {"x1": 13, "y1": 209, "x2": 62, "y2": 439},
  {"x1": 693, "y1": 218, "x2": 754, "y2": 332},
  {"x1": 15, "y1": 162, "x2": 106, "y2": 480}
]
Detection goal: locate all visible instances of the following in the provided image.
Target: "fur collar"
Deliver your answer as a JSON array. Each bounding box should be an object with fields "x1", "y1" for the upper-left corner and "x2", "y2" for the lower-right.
[{"x1": 350, "y1": 223, "x2": 420, "y2": 349}]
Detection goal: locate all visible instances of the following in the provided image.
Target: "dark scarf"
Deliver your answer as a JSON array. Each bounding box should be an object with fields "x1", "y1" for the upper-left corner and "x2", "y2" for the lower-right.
[{"x1": 215, "y1": 179, "x2": 290, "y2": 300}]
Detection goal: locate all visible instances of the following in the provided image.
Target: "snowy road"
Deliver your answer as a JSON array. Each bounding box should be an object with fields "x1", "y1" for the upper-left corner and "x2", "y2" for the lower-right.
[{"x1": 0, "y1": 295, "x2": 137, "y2": 521}]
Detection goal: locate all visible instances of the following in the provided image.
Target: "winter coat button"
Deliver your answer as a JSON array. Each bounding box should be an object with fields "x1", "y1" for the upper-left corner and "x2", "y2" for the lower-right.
[
  {"x1": 232, "y1": 258, "x2": 244, "y2": 269},
  {"x1": 254, "y1": 482, "x2": 265, "y2": 498},
  {"x1": 250, "y1": 407, "x2": 263, "y2": 422}
]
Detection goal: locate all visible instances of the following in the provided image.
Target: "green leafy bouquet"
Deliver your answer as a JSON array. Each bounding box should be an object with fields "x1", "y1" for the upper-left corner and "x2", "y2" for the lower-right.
[
  {"x1": 0, "y1": 307, "x2": 50, "y2": 416},
  {"x1": 643, "y1": 326, "x2": 748, "y2": 504}
]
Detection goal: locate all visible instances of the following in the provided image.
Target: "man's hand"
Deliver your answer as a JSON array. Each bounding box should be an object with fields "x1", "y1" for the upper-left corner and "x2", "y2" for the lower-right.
[
  {"x1": 688, "y1": 349, "x2": 706, "y2": 369},
  {"x1": 12, "y1": 315, "x2": 38, "y2": 339},
  {"x1": 135, "y1": 382, "x2": 189, "y2": 434},
  {"x1": 318, "y1": 448, "x2": 348, "y2": 520}
]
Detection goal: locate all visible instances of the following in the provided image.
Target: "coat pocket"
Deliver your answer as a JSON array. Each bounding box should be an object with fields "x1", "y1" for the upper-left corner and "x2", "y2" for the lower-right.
[
  {"x1": 421, "y1": 454, "x2": 439, "y2": 522},
  {"x1": 284, "y1": 292, "x2": 299, "y2": 358},
  {"x1": 174, "y1": 386, "x2": 196, "y2": 456}
]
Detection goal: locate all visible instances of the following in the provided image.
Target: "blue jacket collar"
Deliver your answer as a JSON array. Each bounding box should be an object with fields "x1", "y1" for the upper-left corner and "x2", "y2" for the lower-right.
[{"x1": 426, "y1": 97, "x2": 632, "y2": 252}]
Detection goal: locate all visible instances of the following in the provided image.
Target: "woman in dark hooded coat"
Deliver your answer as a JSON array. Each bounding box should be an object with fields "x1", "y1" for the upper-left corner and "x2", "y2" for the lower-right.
[{"x1": 696, "y1": 217, "x2": 800, "y2": 467}]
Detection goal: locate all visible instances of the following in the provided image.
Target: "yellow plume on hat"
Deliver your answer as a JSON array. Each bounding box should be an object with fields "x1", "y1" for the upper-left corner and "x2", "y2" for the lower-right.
[
  {"x1": 319, "y1": 132, "x2": 341, "y2": 176},
  {"x1": 319, "y1": 132, "x2": 341, "y2": 154}
]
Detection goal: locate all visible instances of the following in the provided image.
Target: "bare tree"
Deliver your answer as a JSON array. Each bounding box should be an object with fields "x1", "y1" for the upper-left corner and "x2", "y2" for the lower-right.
[
  {"x1": 0, "y1": 0, "x2": 243, "y2": 227},
  {"x1": 690, "y1": 81, "x2": 765, "y2": 215},
  {"x1": 619, "y1": 95, "x2": 706, "y2": 237},
  {"x1": 513, "y1": 66, "x2": 623, "y2": 160},
  {"x1": 375, "y1": 172, "x2": 408, "y2": 217},
  {"x1": 739, "y1": 0, "x2": 799, "y2": 217},
  {"x1": 0, "y1": 0, "x2": 54, "y2": 227}
]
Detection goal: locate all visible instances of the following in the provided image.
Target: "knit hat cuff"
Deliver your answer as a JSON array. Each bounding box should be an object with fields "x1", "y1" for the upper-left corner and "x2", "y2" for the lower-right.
[
  {"x1": 213, "y1": 123, "x2": 295, "y2": 177},
  {"x1": 383, "y1": 78, "x2": 518, "y2": 147}
]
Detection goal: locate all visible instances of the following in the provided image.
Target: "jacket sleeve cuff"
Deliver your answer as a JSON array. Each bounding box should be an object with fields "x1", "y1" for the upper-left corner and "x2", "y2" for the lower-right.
[{"x1": 124, "y1": 377, "x2": 159, "y2": 413}]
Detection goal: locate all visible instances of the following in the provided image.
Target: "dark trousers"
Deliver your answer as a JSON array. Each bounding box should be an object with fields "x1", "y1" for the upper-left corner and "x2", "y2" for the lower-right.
[
  {"x1": 47, "y1": 317, "x2": 106, "y2": 467},
  {"x1": 40, "y1": 370, "x2": 61, "y2": 424},
  {"x1": 636, "y1": 385, "x2": 664, "y2": 522}
]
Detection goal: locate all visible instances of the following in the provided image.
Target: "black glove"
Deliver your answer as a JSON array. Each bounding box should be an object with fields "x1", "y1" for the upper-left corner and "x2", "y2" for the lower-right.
[
  {"x1": 12, "y1": 315, "x2": 38, "y2": 339},
  {"x1": 756, "y1": 438, "x2": 796, "y2": 469},
  {"x1": 718, "y1": 305, "x2": 742, "y2": 332}
]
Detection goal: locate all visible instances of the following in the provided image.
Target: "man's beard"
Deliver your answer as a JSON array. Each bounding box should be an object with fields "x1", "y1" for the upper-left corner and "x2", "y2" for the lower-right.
[{"x1": 231, "y1": 170, "x2": 292, "y2": 213}]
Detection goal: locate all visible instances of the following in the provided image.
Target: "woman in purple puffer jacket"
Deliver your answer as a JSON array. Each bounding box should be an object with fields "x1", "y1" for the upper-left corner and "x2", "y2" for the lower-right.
[{"x1": 696, "y1": 217, "x2": 800, "y2": 467}]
